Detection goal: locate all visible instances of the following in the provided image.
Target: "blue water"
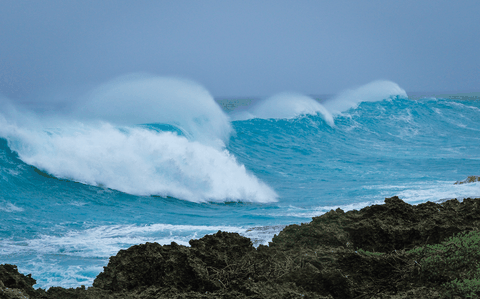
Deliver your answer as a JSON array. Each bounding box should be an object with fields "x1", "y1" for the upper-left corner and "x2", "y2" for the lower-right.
[{"x1": 1, "y1": 77, "x2": 479, "y2": 288}]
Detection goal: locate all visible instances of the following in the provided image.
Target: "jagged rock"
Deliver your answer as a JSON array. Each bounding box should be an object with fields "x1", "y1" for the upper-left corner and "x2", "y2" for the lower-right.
[
  {"x1": 271, "y1": 196, "x2": 480, "y2": 252},
  {"x1": 8, "y1": 197, "x2": 480, "y2": 298},
  {"x1": 189, "y1": 231, "x2": 255, "y2": 269},
  {"x1": 454, "y1": 175, "x2": 480, "y2": 184},
  {"x1": 93, "y1": 241, "x2": 209, "y2": 292},
  {"x1": 0, "y1": 264, "x2": 46, "y2": 299},
  {"x1": 93, "y1": 231, "x2": 254, "y2": 294}
]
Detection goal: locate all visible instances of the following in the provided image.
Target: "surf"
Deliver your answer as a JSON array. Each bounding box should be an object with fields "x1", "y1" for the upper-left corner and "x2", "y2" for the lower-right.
[
  {"x1": 231, "y1": 92, "x2": 334, "y2": 126},
  {"x1": 321, "y1": 80, "x2": 408, "y2": 115},
  {"x1": 0, "y1": 75, "x2": 278, "y2": 203}
]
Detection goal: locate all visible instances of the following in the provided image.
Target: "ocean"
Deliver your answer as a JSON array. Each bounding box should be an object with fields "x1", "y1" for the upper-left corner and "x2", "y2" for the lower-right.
[{"x1": 1, "y1": 76, "x2": 479, "y2": 289}]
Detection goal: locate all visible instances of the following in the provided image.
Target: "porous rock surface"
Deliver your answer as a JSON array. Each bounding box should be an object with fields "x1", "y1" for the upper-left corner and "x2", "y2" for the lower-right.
[
  {"x1": 454, "y1": 175, "x2": 480, "y2": 184},
  {"x1": 271, "y1": 196, "x2": 480, "y2": 251},
  {"x1": 0, "y1": 264, "x2": 47, "y2": 299},
  {"x1": 3, "y1": 196, "x2": 480, "y2": 298}
]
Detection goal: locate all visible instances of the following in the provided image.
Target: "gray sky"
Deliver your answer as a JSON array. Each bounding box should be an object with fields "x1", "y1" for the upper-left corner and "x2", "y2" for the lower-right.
[{"x1": 0, "y1": 0, "x2": 479, "y2": 101}]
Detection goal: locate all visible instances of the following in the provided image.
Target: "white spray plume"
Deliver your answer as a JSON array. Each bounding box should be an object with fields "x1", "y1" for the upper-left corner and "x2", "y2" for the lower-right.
[
  {"x1": 322, "y1": 80, "x2": 408, "y2": 115},
  {"x1": 232, "y1": 92, "x2": 334, "y2": 126},
  {"x1": 75, "y1": 74, "x2": 232, "y2": 146},
  {"x1": 0, "y1": 75, "x2": 278, "y2": 203}
]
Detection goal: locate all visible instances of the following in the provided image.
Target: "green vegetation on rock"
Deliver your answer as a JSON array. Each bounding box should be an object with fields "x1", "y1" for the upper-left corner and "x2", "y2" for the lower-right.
[
  {"x1": 356, "y1": 248, "x2": 385, "y2": 256},
  {"x1": 408, "y1": 230, "x2": 480, "y2": 298}
]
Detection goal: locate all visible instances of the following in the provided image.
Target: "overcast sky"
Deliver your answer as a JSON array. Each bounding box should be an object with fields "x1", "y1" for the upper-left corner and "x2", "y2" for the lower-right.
[{"x1": 0, "y1": 0, "x2": 479, "y2": 101}]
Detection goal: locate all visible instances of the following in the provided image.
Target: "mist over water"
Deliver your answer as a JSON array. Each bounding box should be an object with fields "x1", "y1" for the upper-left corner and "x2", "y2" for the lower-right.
[{"x1": 75, "y1": 75, "x2": 232, "y2": 145}]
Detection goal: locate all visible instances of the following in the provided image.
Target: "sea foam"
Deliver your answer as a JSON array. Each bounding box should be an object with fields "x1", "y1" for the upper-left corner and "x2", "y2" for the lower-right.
[{"x1": 0, "y1": 76, "x2": 277, "y2": 203}]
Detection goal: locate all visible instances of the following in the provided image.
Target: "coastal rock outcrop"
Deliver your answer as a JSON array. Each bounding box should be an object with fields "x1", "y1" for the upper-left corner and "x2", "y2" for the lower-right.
[
  {"x1": 0, "y1": 264, "x2": 46, "y2": 299},
  {"x1": 3, "y1": 196, "x2": 480, "y2": 298},
  {"x1": 454, "y1": 175, "x2": 480, "y2": 184},
  {"x1": 271, "y1": 196, "x2": 480, "y2": 252},
  {"x1": 93, "y1": 231, "x2": 254, "y2": 293}
]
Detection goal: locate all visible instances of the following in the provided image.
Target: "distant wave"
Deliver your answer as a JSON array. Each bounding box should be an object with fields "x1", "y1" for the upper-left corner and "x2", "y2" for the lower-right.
[
  {"x1": 231, "y1": 92, "x2": 334, "y2": 126},
  {"x1": 229, "y1": 80, "x2": 406, "y2": 125},
  {"x1": 322, "y1": 80, "x2": 408, "y2": 115}
]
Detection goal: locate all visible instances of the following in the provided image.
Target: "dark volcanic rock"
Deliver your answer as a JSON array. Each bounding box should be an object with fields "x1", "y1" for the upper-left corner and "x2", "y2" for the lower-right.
[
  {"x1": 189, "y1": 230, "x2": 255, "y2": 269},
  {"x1": 93, "y1": 241, "x2": 210, "y2": 292},
  {"x1": 93, "y1": 231, "x2": 254, "y2": 294},
  {"x1": 454, "y1": 175, "x2": 480, "y2": 184},
  {"x1": 0, "y1": 264, "x2": 46, "y2": 298},
  {"x1": 271, "y1": 196, "x2": 480, "y2": 252},
  {"x1": 7, "y1": 197, "x2": 480, "y2": 298}
]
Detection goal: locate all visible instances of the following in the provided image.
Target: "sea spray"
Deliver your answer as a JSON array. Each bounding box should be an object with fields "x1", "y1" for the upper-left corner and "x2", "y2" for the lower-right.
[
  {"x1": 231, "y1": 92, "x2": 334, "y2": 126},
  {"x1": 322, "y1": 80, "x2": 408, "y2": 115},
  {"x1": 1, "y1": 78, "x2": 480, "y2": 289},
  {"x1": 0, "y1": 75, "x2": 277, "y2": 203},
  {"x1": 75, "y1": 74, "x2": 232, "y2": 146},
  {"x1": 2, "y1": 124, "x2": 277, "y2": 202}
]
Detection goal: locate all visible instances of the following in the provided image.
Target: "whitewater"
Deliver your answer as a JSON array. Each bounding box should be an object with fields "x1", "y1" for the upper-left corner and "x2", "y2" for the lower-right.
[{"x1": 1, "y1": 75, "x2": 479, "y2": 288}]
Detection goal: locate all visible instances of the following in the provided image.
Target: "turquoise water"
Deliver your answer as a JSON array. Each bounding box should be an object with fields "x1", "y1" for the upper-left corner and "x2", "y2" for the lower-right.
[{"x1": 1, "y1": 77, "x2": 479, "y2": 288}]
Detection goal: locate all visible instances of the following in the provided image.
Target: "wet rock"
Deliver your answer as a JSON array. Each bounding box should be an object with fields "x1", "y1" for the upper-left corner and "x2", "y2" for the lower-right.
[
  {"x1": 93, "y1": 231, "x2": 254, "y2": 295},
  {"x1": 270, "y1": 207, "x2": 351, "y2": 250},
  {"x1": 8, "y1": 197, "x2": 480, "y2": 298},
  {"x1": 189, "y1": 231, "x2": 255, "y2": 269},
  {"x1": 93, "y1": 241, "x2": 211, "y2": 292},
  {"x1": 271, "y1": 196, "x2": 480, "y2": 252},
  {"x1": 454, "y1": 175, "x2": 480, "y2": 184},
  {"x1": 0, "y1": 264, "x2": 46, "y2": 299}
]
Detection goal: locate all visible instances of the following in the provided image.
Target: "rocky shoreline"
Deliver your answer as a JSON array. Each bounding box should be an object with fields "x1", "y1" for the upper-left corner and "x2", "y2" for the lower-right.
[{"x1": 3, "y1": 196, "x2": 480, "y2": 298}]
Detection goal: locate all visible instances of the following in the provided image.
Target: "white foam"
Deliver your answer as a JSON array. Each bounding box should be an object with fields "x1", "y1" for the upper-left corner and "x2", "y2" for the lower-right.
[
  {"x1": 0, "y1": 123, "x2": 277, "y2": 203},
  {"x1": 322, "y1": 80, "x2": 408, "y2": 115},
  {"x1": 4, "y1": 223, "x2": 279, "y2": 288},
  {"x1": 271, "y1": 200, "x2": 385, "y2": 219},
  {"x1": 0, "y1": 201, "x2": 24, "y2": 212},
  {"x1": 269, "y1": 182, "x2": 480, "y2": 219},
  {"x1": 0, "y1": 76, "x2": 277, "y2": 203},
  {"x1": 0, "y1": 223, "x2": 249, "y2": 258},
  {"x1": 231, "y1": 92, "x2": 334, "y2": 126},
  {"x1": 446, "y1": 101, "x2": 480, "y2": 111},
  {"x1": 397, "y1": 181, "x2": 480, "y2": 203},
  {"x1": 25, "y1": 263, "x2": 103, "y2": 289},
  {"x1": 242, "y1": 225, "x2": 287, "y2": 246}
]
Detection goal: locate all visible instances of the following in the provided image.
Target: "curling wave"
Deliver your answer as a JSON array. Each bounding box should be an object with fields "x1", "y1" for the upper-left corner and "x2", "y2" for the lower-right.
[
  {"x1": 322, "y1": 80, "x2": 408, "y2": 115},
  {"x1": 231, "y1": 92, "x2": 334, "y2": 126},
  {"x1": 0, "y1": 76, "x2": 277, "y2": 203}
]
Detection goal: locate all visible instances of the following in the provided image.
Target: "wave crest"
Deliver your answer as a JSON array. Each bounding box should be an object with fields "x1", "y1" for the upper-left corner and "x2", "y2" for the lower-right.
[
  {"x1": 76, "y1": 74, "x2": 232, "y2": 146},
  {"x1": 0, "y1": 75, "x2": 278, "y2": 203},
  {"x1": 322, "y1": 80, "x2": 408, "y2": 115},
  {"x1": 232, "y1": 92, "x2": 334, "y2": 126},
  {"x1": 1, "y1": 123, "x2": 277, "y2": 203}
]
